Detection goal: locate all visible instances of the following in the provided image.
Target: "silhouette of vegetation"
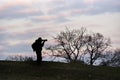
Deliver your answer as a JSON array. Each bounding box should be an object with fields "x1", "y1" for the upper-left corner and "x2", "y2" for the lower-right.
[
  {"x1": 100, "y1": 49, "x2": 120, "y2": 67},
  {"x1": 6, "y1": 55, "x2": 35, "y2": 62},
  {"x1": 47, "y1": 27, "x2": 111, "y2": 65},
  {"x1": 84, "y1": 33, "x2": 111, "y2": 65},
  {"x1": 47, "y1": 27, "x2": 87, "y2": 62},
  {"x1": 32, "y1": 37, "x2": 47, "y2": 64}
]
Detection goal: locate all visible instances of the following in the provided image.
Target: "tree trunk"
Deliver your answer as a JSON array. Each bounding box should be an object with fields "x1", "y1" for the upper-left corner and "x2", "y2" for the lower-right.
[
  {"x1": 90, "y1": 59, "x2": 93, "y2": 65},
  {"x1": 90, "y1": 54, "x2": 93, "y2": 65}
]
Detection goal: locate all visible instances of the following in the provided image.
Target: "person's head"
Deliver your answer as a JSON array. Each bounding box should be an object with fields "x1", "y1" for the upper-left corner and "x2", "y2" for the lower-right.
[
  {"x1": 38, "y1": 37, "x2": 42, "y2": 40},
  {"x1": 37, "y1": 37, "x2": 43, "y2": 42},
  {"x1": 37, "y1": 37, "x2": 47, "y2": 42}
]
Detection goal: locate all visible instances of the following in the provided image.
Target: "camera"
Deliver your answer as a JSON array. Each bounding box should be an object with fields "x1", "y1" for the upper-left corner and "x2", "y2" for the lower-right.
[{"x1": 42, "y1": 39, "x2": 47, "y2": 41}]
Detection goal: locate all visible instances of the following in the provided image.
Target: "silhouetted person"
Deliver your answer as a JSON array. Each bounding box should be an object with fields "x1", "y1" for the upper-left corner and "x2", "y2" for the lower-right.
[{"x1": 32, "y1": 37, "x2": 47, "y2": 64}]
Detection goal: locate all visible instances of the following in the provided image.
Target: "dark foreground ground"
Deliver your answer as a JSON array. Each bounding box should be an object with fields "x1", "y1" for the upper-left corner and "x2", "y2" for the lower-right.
[{"x1": 0, "y1": 61, "x2": 120, "y2": 80}]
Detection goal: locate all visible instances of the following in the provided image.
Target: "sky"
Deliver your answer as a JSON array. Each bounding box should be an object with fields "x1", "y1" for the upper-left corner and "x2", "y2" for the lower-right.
[{"x1": 0, "y1": 0, "x2": 120, "y2": 60}]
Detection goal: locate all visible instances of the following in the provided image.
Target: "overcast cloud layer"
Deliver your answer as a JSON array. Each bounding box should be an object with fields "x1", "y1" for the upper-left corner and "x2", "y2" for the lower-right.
[{"x1": 0, "y1": 0, "x2": 120, "y2": 60}]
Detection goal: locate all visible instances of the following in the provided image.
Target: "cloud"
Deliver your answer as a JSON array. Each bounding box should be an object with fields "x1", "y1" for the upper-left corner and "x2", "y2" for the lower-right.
[
  {"x1": 32, "y1": 15, "x2": 57, "y2": 22},
  {"x1": 0, "y1": 45, "x2": 6, "y2": 51},
  {"x1": 0, "y1": 0, "x2": 32, "y2": 12},
  {"x1": 0, "y1": 7, "x2": 43, "y2": 19},
  {"x1": 6, "y1": 43, "x2": 32, "y2": 53},
  {"x1": 0, "y1": 0, "x2": 120, "y2": 60},
  {"x1": 31, "y1": 14, "x2": 70, "y2": 23},
  {"x1": 17, "y1": 8, "x2": 41, "y2": 14},
  {"x1": 0, "y1": 0, "x2": 43, "y2": 19},
  {"x1": 83, "y1": 0, "x2": 100, "y2": 4},
  {"x1": 0, "y1": 0, "x2": 119, "y2": 20},
  {"x1": 48, "y1": 0, "x2": 120, "y2": 17},
  {"x1": 0, "y1": 35, "x2": 33, "y2": 54}
]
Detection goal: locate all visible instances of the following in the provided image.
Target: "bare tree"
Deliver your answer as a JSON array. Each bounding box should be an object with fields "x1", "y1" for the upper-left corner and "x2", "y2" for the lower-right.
[
  {"x1": 110, "y1": 49, "x2": 120, "y2": 66},
  {"x1": 101, "y1": 49, "x2": 120, "y2": 67},
  {"x1": 47, "y1": 27, "x2": 86, "y2": 62},
  {"x1": 84, "y1": 33, "x2": 111, "y2": 65}
]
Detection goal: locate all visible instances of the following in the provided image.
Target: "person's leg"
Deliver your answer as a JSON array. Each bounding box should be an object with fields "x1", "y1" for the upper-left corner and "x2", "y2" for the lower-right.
[
  {"x1": 36, "y1": 50, "x2": 42, "y2": 64},
  {"x1": 36, "y1": 51, "x2": 40, "y2": 64},
  {"x1": 39, "y1": 52, "x2": 42, "y2": 63}
]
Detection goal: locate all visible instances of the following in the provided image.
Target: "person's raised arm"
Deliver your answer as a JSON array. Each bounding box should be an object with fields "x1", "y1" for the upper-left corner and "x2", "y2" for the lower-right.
[{"x1": 41, "y1": 39, "x2": 47, "y2": 47}]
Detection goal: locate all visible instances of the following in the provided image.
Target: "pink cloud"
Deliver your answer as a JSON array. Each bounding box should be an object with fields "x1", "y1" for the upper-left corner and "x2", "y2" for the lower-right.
[
  {"x1": 84, "y1": 0, "x2": 101, "y2": 4},
  {"x1": 0, "y1": 0, "x2": 32, "y2": 12},
  {"x1": 48, "y1": 0, "x2": 64, "y2": 3},
  {"x1": 70, "y1": 9, "x2": 83, "y2": 15},
  {"x1": 0, "y1": 27, "x2": 5, "y2": 31},
  {"x1": 33, "y1": 15, "x2": 57, "y2": 21},
  {"x1": 0, "y1": 25, "x2": 17, "y2": 31},
  {"x1": 17, "y1": 8, "x2": 41, "y2": 14},
  {"x1": 69, "y1": 7, "x2": 94, "y2": 16},
  {"x1": 0, "y1": 21, "x2": 34, "y2": 36},
  {"x1": 0, "y1": 45, "x2": 6, "y2": 50}
]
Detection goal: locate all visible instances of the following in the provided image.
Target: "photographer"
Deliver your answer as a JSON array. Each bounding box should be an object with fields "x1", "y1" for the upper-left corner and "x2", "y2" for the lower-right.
[{"x1": 32, "y1": 37, "x2": 47, "y2": 64}]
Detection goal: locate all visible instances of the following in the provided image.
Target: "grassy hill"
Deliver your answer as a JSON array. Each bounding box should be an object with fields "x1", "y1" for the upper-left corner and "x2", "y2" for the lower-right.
[{"x1": 0, "y1": 61, "x2": 120, "y2": 80}]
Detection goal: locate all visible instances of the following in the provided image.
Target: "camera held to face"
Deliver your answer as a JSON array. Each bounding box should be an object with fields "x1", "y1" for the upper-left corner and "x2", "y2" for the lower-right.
[{"x1": 42, "y1": 39, "x2": 47, "y2": 41}]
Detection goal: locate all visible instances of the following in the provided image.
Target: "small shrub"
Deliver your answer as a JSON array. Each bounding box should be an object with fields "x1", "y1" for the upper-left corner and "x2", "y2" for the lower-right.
[{"x1": 6, "y1": 55, "x2": 36, "y2": 62}]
